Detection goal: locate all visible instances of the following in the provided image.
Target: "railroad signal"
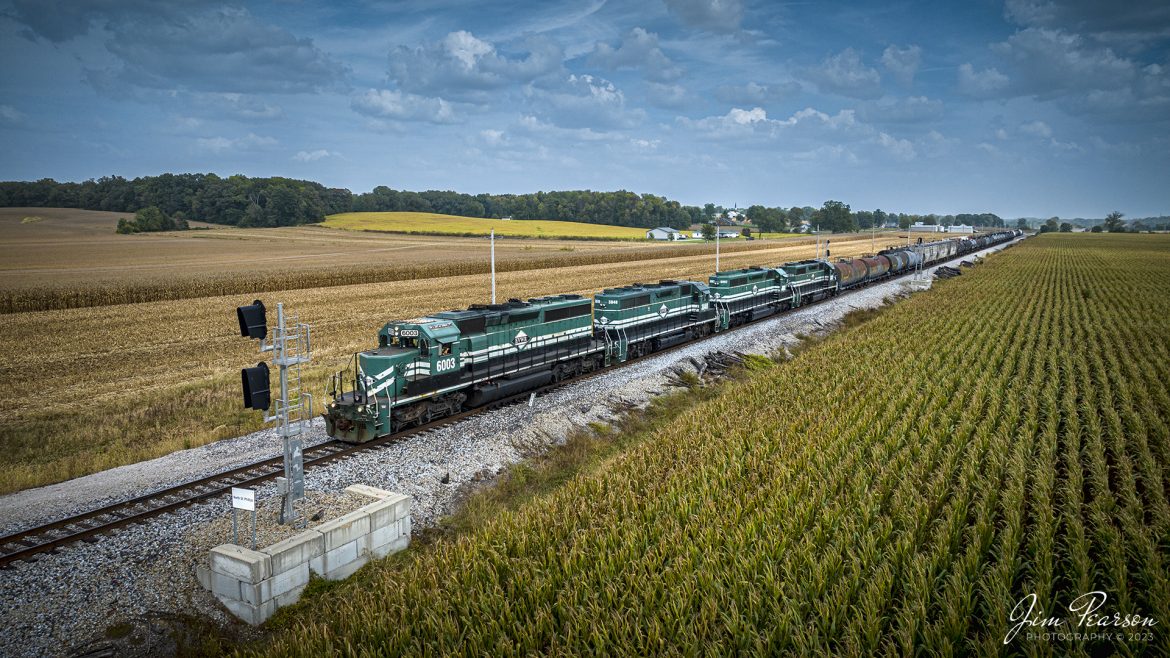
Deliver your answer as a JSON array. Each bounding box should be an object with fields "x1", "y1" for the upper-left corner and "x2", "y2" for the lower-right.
[
  {"x1": 241, "y1": 362, "x2": 271, "y2": 411},
  {"x1": 237, "y1": 299, "x2": 267, "y2": 339},
  {"x1": 231, "y1": 298, "x2": 312, "y2": 525}
]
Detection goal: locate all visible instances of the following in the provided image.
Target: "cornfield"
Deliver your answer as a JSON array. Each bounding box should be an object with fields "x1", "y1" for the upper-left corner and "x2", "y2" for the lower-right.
[
  {"x1": 245, "y1": 234, "x2": 1170, "y2": 656},
  {"x1": 0, "y1": 236, "x2": 810, "y2": 314}
]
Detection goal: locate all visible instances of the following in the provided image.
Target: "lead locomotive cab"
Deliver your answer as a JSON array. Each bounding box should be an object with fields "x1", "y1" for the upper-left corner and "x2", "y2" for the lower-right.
[{"x1": 325, "y1": 295, "x2": 602, "y2": 443}]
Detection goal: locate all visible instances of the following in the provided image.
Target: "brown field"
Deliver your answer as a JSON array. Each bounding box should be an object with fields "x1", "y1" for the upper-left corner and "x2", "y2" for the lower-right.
[
  {"x1": 0, "y1": 208, "x2": 924, "y2": 494},
  {"x1": 0, "y1": 208, "x2": 833, "y2": 312}
]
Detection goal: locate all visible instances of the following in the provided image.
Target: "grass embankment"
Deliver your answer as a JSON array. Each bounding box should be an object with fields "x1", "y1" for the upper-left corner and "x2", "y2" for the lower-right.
[
  {"x1": 324, "y1": 212, "x2": 652, "y2": 240},
  {"x1": 244, "y1": 234, "x2": 1169, "y2": 656}
]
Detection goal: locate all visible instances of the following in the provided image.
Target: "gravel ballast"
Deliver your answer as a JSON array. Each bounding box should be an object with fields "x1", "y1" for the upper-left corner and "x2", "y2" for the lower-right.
[{"x1": 0, "y1": 240, "x2": 1021, "y2": 657}]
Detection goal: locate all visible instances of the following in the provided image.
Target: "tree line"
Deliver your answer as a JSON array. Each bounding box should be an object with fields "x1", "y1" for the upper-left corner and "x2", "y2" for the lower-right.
[
  {"x1": 0, "y1": 175, "x2": 696, "y2": 231},
  {"x1": 0, "y1": 173, "x2": 1008, "y2": 235},
  {"x1": 732, "y1": 202, "x2": 1005, "y2": 236},
  {"x1": 1033, "y1": 212, "x2": 1169, "y2": 234}
]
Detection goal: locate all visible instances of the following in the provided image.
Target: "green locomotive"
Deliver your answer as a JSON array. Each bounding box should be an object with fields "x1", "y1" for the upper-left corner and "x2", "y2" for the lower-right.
[
  {"x1": 592, "y1": 279, "x2": 715, "y2": 362},
  {"x1": 325, "y1": 294, "x2": 599, "y2": 442},
  {"x1": 707, "y1": 266, "x2": 790, "y2": 328}
]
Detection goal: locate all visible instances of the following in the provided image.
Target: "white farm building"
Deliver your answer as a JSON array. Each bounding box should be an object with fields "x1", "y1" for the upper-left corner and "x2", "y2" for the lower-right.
[
  {"x1": 646, "y1": 227, "x2": 685, "y2": 241},
  {"x1": 910, "y1": 222, "x2": 944, "y2": 232}
]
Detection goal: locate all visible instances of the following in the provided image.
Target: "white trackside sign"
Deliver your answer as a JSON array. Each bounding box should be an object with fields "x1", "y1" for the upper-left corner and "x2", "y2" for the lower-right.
[{"x1": 231, "y1": 487, "x2": 256, "y2": 511}]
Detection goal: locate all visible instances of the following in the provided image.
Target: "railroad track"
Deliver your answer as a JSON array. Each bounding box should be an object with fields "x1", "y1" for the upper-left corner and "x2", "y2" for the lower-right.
[
  {"x1": 0, "y1": 387, "x2": 571, "y2": 570},
  {"x1": 0, "y1": 238, "x2": 1022, "y2": 569}
]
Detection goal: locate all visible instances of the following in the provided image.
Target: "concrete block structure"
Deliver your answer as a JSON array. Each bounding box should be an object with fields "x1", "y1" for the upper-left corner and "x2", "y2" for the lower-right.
[{"x1": 198, "y1": 485, "x2": 410, "y2": 625}]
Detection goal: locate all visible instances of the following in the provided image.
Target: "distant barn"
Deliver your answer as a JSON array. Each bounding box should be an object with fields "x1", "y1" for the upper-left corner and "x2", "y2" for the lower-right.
[
  {"x1": 910, "y1": 222, "x2": 944, "y2": 232},
  {"x1": 646, "y1": 227, "x2": 685, "y2": 240}
]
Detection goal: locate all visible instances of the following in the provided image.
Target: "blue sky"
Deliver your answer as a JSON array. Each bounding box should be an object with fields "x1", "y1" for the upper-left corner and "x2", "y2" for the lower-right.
[{"x1": 1, "y1": 0, "x2": 1167, "y2": 218}]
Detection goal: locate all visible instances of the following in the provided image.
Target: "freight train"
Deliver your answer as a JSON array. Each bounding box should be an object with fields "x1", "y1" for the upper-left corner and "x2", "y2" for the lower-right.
[{"x1": 324, "y1": 230, "x2": 1021, "y2": 442}]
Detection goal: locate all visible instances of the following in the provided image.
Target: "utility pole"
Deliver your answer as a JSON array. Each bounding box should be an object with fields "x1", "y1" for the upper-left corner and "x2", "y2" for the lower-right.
[
  {"x1": 490, "y1": 228, "x2": 496, "y2": 304},
  {"x1": 716, "y1": 225, "x2": 720, "y2": 272}
]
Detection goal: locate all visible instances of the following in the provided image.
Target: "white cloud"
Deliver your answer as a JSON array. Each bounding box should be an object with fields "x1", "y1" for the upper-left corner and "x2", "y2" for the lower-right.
[
  {"x1": 589, "y1": 28, "x2": 682, "y2": 82},
  {"x1": 479, "y1": 129, "x2": 505, "y2": 145},
  {"x1": 809, "y1": 49, "x2": 883, "y2": 99},
  {"x1": 859, "y1": 96, "x2": 943, "y2": 123},
  {"x1": 646, "y1": 82, "x2": 689, "y2": 109},
  {"x1": 877, "y1": 132, "x2": 917, "y2": 160},
  {"x1": 389, "y1": 31, "x2": 563, "y2": 102},
  {"x1": 77, "y1": 6, "x2": 347, "y2": 95},
  {"x1": 0, "y1": 105, "x2": 24, "y2": 124},
  {"x1": 351, "y1": 89, "x2": 456, "y2": 124},
  {"x1": 196, "y1": 132, "x2": 278, "y2": 153},
  {"x1": 957, "y1": 63, "x2": 1010, "y2": 97},
  {"x1": 196, "y1": 93, "x2": 283, "y2": 120},
  {"x1": 956, "y1": 25, "x2": 1170, "y2": 120},
  {"x1": 663, "y1": 0, "x2": 743, "y2": 33},
  {"x1": 515, "y1": 114, "x2": 626, "y2": 143},
  {"x1": 678, "y1": 106, "x2": 865, "y2": 140},
  {"x1": 1019, "y1": 120, "x2": 1052, "y2": 137},
  {"x1": 1089, "y1": 136, "x2": 1141, "y2": 157},
  {"x1": 714, "y1": 81, "x2": 801, "y2": 105},
  {"x1": 534, "y1": 74, "x2": 644, "y2": 129},
  {"x1": 881, "y1": 44, "x2": 922, "y2": 87},
  {"x1": 992, "y1": 28, "x2": 1134, "y2": 95},
  {"x1": 293, "y1": 149, "x2": 335, "y2": 162},
  {"x1": 1003, "y1": 0, "x2": 1170, "y2": 44}
]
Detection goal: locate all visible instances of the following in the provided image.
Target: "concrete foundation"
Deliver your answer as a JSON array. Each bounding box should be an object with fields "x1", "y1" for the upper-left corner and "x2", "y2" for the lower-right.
[{"x1": 197, "y1": 485, "x2": 411, "y2": 625}]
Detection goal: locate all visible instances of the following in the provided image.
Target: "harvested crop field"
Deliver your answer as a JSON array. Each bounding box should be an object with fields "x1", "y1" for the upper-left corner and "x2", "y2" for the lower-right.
[
  {"x1": 323, "y1": 211, "x2": 656, "y2": 239},
  {"x1": 2, "y1": 207, "x2": 757, "y2": 312},
  {"x1": 0, "y1": 211, "x2": 913, "y2": 494},
  {"x1": 244, "y1": 234, "x2": 1170, "y2": 656}
]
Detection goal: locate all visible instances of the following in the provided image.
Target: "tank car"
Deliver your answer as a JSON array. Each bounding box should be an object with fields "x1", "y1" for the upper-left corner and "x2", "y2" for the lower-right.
[{"x1": 832, "y1": 259, "x2": 867, "y2": 289}]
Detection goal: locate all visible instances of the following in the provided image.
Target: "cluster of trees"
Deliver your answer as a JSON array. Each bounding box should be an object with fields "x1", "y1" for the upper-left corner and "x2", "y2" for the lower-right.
[
  {"x1": 354, "y1": 188, "x2": 695, "y2": 229},
  {"x1": 1021, "y1": 212, "x2": 1168, "y2": 233},
  {"x1": 1090, "y1": 211, "x2": 1167, "y2": 233},
  {"x1": 0, "y1": 174, "x2": 350, "y2": 229},
  {"x1": 1035, "y1": 211, "x2": 1169, "y2": 234},
  {"x1": 115, "y1": 206, "x2": 189, "y2": 234},
  {"x1": 0, "y1": 176, "x2": 697, "y2": 231},
  {"x1": 736, "y1": 202, "x2": 1005, "y2": 235}
]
